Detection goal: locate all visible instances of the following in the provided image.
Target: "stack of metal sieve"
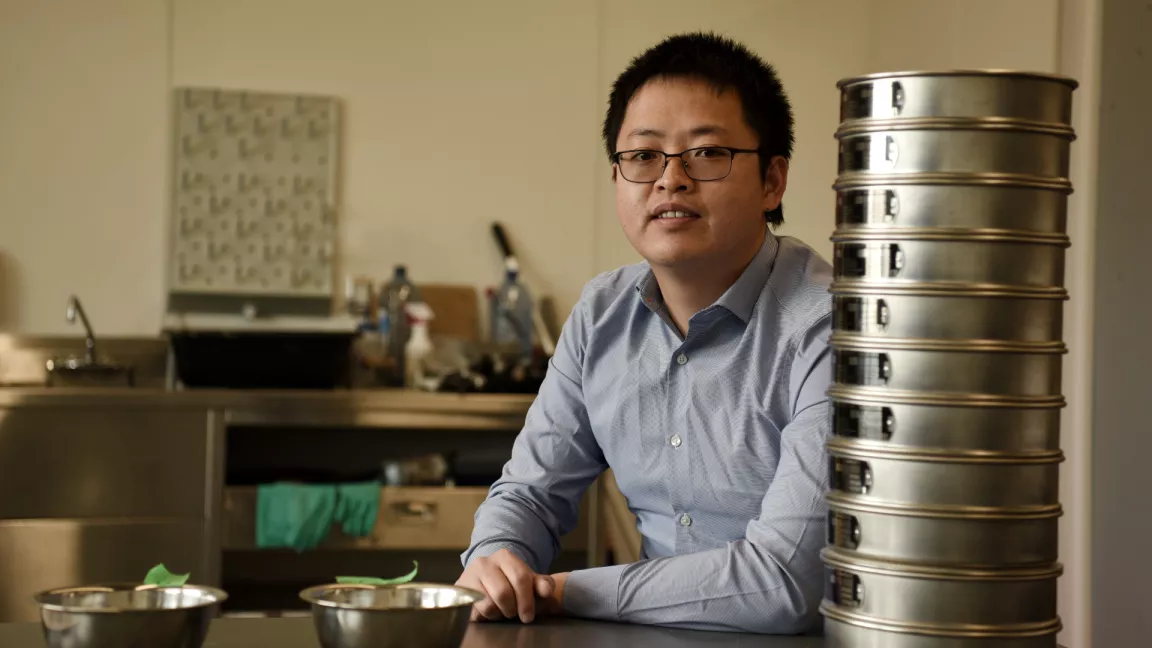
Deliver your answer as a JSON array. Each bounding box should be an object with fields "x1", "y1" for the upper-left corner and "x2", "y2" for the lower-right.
[{"x1": 820, "y1": 70, "x2": 1078, "y2": 648}]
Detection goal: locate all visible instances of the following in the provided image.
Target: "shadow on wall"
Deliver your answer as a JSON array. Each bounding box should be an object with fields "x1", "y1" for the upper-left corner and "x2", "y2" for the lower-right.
[{"x1": 0, "y1": 250, "x2": 19, "y2": 331}]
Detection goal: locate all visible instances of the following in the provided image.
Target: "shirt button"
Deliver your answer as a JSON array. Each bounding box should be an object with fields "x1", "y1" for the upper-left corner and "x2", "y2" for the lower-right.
[
  {"x1": 670, "y1": 434, "x2": 682, "y2": 448},
  {"x1": 680, "y1": 514, "x2": 692, "y2": 527},
  {"x1": 676, "y1": 353, "x2": 688, "y2": 365}
]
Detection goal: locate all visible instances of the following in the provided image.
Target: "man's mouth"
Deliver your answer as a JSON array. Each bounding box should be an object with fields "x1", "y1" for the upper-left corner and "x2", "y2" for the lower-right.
[{"x1": 652, "y1": 210, "x2": 699, "y2": 220}]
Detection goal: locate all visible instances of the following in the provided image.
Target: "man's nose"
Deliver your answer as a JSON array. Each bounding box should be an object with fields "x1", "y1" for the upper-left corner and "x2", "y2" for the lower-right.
[{"x1": 656, "y1": 157, "x2": 693, "y2": 192}]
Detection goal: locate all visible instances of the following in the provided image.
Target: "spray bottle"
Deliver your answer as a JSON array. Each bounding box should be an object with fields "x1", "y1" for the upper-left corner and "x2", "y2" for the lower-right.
[{"x1": 403, "y1": 302, "x2": 435, "y2": 389}]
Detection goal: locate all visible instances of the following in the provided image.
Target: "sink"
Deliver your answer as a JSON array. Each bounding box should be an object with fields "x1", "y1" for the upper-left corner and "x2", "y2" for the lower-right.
[
  {"x1": 45, "y1": 357, "x2": 134, "y2": 388},
  {"x1": 39, "y1": 296, "x2": 137, "y2": 387}
]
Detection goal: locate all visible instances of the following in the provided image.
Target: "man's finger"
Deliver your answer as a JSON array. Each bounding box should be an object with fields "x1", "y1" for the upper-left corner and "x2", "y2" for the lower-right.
[
  {"x1": 474, "y1": 597, "x2": 503, "y2": 621},
  {"x1": 500, "y1": 562, "x2": 537, "y2": 623},
  {"x1": 479, "y1": 571, "x2": 518, "y2": 619},
  {"x1": 534, "y1": 574, "x2": 554, "y2": 599}
]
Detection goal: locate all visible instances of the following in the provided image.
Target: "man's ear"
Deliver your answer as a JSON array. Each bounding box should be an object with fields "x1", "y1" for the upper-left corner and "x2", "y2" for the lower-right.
[
  {"x1": 611, "y1": 164, "x2": 618, "y2": 183},
  {"x1": 762, "y1": 156, "x2": 789, "y2": 212}
]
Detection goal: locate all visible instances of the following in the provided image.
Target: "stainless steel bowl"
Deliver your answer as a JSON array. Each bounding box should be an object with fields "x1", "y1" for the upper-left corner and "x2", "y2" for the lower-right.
[
  {"x1": 300, "y1": 582, "x2": 483, "y2": 648},
  {"x1": 824, "y1": 604, "x2": 1061, "y2": 648},
  {"x1": 827, "y1": 493, "x2": 1061, "y2": 567},
  {"x1": 837, "y1": 70, "x2": 1076, "y2": 125},
  {"x1": 832, "y1": 232, "x2": 1068, "y2": 290},
  {"x1": 831, "y1": 288, "x2": 1066, "y2": 343},
  {"x1": 34, "y1": 583, "x2": 226, "y2": 648},
  {"x1": 831, "y1": 338, "x2": 1066, "y2": 399},
  {"x1": 833, "y1": 177, "x2": 1069, "y2": 236},
  {"x1": 836, "y1": 119, "x2": 1073, "y2": 180},
  {"x1": 828, "y1": 439, "x2": 1063, "y2": 510},
  {"x1": 829, "y1": 386, "x2": 1062, "y2": 454},
  {"x1": 823, "y1": 548, "x2": 1062, "y2": 628}
]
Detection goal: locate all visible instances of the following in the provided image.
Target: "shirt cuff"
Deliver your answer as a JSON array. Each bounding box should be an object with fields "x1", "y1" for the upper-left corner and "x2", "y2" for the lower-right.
[
  {"x1": 461, "y1": 541, "x2": 536, "y2": 570},
  {"x1": 562, "y1": 564, "x2": 626, "y2": 621}
]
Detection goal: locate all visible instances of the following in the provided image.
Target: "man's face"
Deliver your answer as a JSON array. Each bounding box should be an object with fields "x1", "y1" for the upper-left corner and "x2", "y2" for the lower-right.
[{"x1": 613, "y1": 76, "x2": 786, "y2": 271}]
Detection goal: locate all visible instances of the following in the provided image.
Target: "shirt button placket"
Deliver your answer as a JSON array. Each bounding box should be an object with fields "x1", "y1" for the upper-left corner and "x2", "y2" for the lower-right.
[{"x1": 669, "y1": 348, "x2": 692, "y2": 550}]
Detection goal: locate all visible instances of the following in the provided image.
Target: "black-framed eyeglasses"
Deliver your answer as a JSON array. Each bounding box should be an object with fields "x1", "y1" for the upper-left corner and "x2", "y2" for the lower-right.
[{"x1": 612, "y1": 146, "x2": 760, "y2": 183}]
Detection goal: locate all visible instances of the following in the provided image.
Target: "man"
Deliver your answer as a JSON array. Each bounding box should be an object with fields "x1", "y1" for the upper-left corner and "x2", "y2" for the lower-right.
[{"x1": 457, "y1": 32, "x2": 832, "y2": 634}]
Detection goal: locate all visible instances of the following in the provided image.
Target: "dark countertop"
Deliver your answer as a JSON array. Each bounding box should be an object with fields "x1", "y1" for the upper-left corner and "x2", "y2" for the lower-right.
[{"x1": 0, "y1": 617, "x2": 824, "y2": 647}]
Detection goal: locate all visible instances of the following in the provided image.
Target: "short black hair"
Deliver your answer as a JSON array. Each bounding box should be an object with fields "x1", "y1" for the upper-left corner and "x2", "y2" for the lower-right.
[{"x1": 602, "y1": 32, "x2": 794, "y2": 226}]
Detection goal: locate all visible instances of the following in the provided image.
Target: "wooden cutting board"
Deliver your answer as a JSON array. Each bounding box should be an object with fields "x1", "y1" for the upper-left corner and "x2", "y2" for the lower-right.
[{"x1": 420, "y1": 284, "x2": 480, "y2": 342}]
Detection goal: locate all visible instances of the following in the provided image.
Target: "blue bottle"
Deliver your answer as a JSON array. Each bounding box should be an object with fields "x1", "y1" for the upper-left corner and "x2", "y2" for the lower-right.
[{"x1": 490, "y1": 268, "x2": 534, "y2": 361}]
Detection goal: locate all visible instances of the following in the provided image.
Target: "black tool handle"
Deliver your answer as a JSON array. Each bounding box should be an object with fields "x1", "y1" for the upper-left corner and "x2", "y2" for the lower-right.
[{"x1": 491, "y1": 222, "x2": 514, "y2": 260}]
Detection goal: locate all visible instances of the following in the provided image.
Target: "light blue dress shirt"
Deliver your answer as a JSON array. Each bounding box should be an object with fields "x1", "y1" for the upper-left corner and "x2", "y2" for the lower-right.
[{"x1": 462, "y1": 232, "x2": 833, "y2": 633}]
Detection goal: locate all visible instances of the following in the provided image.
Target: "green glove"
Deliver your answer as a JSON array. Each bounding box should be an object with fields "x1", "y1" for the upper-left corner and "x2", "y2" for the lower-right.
[
  {"x1": 257, "y1": 483, "x2": 338, "y2": 552},
  {"x1": 337, "y1": 561, "x2": 419, "y2": 585},
  {"x1": 334, "y1": 482, "x2": 381, "y2": 538}
]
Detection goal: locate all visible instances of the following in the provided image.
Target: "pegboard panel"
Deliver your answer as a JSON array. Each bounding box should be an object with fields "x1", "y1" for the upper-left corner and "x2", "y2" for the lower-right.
[{"x1": 169, "y1": 88, "x2": 340, "y2": 304}]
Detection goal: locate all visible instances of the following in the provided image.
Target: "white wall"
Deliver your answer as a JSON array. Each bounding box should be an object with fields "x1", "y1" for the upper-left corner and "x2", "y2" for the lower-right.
[
  {"x1": 0, "y1": 0, "x2": 169, "y2": 334},
  {"x1": 171, "y1": 0, "x2": 601, "y2": 327},
  {"x1": 0, "y1": 0, "x2": 1066, "y2": 335}
]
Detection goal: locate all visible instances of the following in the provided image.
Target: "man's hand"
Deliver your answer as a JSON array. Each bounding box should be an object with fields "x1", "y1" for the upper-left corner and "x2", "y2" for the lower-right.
[{"x1": 455, "y1": 549, "x2": 559, "y2": 623}]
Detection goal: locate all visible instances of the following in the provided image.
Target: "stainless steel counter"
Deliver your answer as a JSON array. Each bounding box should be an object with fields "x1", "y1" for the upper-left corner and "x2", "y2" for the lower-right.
[
  {"x1": 0, "y1": 387, "x2": 546, "y2": 622},
  {"x1": 0, "y1": 388, "x2": 536, "y2": 430},
  {"x1": 0, "y1": 617, "x2": 826, "y2": 647}
]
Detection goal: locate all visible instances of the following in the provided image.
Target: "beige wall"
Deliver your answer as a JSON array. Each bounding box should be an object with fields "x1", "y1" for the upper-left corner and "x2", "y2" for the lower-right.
[
  {"x1": 0, "y1": 0, "x2": 170, "y2": 334},
  {"x1": 0, "y1": 0, "x2": 1064, "y2": 334}
]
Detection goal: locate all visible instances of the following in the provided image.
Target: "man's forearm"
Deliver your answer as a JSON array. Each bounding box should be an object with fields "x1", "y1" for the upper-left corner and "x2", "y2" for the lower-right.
[
  {"x1": 463, "y1": 487, "x2": 568, "y2": 574},
  {"x1": 560, "y1": 532, "x2": 824, "y2": 634}
]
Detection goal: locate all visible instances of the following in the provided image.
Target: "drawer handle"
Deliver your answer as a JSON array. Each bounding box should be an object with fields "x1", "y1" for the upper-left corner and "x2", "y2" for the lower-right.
[{"x1": 390, "y1": 500, "x2": 438, "y2": 523}]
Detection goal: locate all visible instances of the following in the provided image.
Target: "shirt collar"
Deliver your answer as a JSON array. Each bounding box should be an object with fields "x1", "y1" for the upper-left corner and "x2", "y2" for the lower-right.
[{"x1": 635, "y1": 232, "x2": 780, "y2": 324}]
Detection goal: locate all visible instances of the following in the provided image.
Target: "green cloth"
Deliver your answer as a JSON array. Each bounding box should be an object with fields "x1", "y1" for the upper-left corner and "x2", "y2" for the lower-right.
[
  {"x1": 335, "y1": 482, "x2": 382, "y2": 537},
  {"x1": 256, "y1": 482, "x2": 381, "y2": 552}
]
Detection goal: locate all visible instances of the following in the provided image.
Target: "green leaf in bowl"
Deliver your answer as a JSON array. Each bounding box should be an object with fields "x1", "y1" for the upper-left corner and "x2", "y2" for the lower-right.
[
  {"x1": 336, "y1": 561, "x2": 419, "y2": 585},
  {"x1": 143, "y1": 564, "x2": 190, "y2": 587}
]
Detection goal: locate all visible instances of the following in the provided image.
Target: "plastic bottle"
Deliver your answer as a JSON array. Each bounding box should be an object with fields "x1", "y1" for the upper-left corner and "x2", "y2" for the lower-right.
[
  {"x1": 379, "y1": 265, "x2": 420, "y2": 386},
  {"x1": 490, "y1": 268, "x2": 534, "y2": 362},
  {"x1": 404, "y1": 302, "x2": 435, "y2": 389}
]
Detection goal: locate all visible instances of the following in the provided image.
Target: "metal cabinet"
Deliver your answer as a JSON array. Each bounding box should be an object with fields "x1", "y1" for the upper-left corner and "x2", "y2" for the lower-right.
[{"x1": 0, "y1": 405, "x2": 216, "y2": 622}]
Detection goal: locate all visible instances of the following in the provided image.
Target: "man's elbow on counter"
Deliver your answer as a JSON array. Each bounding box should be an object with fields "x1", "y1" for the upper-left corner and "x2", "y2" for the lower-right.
[{"x1": 741, "y1": 568, "x2": 824, "y2": 635}]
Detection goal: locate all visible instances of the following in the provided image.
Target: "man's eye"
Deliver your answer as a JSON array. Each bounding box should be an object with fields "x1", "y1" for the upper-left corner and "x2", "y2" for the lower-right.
[
  {"x1": 695, "y1": 147, "x2": 725, "y2": 158},
  {"x1": 627, "y1": 151, "x2": 659, "y2": 162}
]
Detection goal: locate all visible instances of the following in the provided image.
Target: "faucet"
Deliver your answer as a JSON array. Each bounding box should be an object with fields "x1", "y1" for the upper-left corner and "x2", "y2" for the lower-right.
[{"x1": 65, "y1": 295, "x2": 97, "y2": 364}]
